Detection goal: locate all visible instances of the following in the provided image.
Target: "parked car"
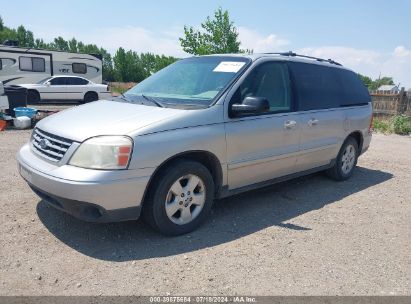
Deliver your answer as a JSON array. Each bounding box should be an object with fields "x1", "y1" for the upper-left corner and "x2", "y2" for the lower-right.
[
  {"x1": 17, "y1": 53, "x2": 372, "y2": 235},
  {"x1": 18, "y1": 75, "x2": 111, "y2": 103}
]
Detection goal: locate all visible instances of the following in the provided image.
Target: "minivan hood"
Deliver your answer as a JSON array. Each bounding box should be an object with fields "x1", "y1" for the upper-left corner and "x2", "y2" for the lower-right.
[{"x1": 36, "y1": 100, "x2": 182, "y2": 142}]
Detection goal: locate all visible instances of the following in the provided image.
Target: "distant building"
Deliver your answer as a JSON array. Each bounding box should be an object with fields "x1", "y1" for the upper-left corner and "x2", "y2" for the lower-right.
[{"x1": 377, "y1": 85, "x2": 400, "y2": 93}]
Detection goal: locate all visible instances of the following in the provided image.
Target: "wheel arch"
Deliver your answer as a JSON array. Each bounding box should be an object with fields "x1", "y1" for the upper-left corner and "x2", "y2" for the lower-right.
[
  {"x1": 141, "y1": 150, "x2": 224, "y2": 205},
  {"x1": 27, "y1": 89, "x2": 40, "y2": 100},
  {"x1": 347, "y1": 131, "x2": 363, "y2": 153},
  {"x1": 84, "y1": 91, "x2": 98, "y2": 98}
]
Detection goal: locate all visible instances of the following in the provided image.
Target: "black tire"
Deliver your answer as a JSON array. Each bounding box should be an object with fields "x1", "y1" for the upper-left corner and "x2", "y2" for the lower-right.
[
  {"x1": 143, "y1": 160, "x2": 215, "y2": 236},
  {"x1": 83, "y1": 92, "x2": 98, "y2": 103},
  {"x1": 326, "y1": 136, "x2": 359, "y2": 181},
  {"x1": 27, "y1": 90, "x2": 40, "y2": 104}
]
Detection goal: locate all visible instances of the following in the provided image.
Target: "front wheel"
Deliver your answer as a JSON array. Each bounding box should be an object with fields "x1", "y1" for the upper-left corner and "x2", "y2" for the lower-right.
[
  {"x1": 326, "y1": 137, "x2": 359, "y2": 181},
  {"x1": 27, "y1": 90, "x2": 40, "y2": 104},
  {"x1": 143, "y1": 160, "x2": 215, "y2": 236}
]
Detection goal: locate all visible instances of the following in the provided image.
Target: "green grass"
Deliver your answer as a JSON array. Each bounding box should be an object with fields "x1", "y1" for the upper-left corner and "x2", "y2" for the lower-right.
[
  {"x1": 373, "y1": 115, "x2": 411, "y2": 135},
  {"x1": 373, "y1": 119, "x2": 391, "y2": 133}
]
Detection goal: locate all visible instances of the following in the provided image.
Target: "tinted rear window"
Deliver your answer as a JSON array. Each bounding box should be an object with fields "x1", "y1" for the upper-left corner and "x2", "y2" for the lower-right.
[
  {"x1": 336, "y1": 69, "x2": 371, "y2": 106},
  {"x1": 289, "y1": 62, "x2": 341, "y2": 110},
  {"x1": 289, "y1": 62, "x2": 370, "y2": 111},
  {"x1": 68, "y1": 77, "x2": 89, "y2": 85}
]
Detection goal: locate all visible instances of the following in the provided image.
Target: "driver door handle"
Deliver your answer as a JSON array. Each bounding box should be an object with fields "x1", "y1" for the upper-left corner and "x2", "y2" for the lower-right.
[
  {"x1": 308, "y1": 119, "x2": 319, "y2": 126},
  {"x1": 284, "y1": 120, "x2": 297, "y2": 129}
]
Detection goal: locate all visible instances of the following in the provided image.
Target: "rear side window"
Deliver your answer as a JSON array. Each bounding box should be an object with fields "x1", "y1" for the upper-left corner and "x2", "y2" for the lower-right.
[
  {"x1": 288, "y1": 62, "x2": 341, "y2": 111},
  {"x1": 72, "y1": 63, "x2": 87, "y2": 74},
  {"x1": 67, "y1": 77, "x2": 89, "y2": 85},
  {"x1": 19, "y1": 56, "x2": 45, "y2": 72},
  {"x1": 336, "y1": 69, "x2": 371, "y2": 106}
]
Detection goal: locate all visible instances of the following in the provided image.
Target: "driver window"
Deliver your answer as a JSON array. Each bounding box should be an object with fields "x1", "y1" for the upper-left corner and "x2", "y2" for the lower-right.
[
  {"x1": 49, "y1": 77, "x2": 67, "y2": 85},
  {"x1": 232, "y1": 62, "x2": 291, "y2": 113}
]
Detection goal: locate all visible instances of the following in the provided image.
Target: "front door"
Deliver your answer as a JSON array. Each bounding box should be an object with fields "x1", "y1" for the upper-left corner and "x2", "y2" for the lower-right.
[
  {"x1": 41, "y1": 77, "x2": 67, "y2": 100},
  {"x1": 225, "y1": 61, "x2": 301, "y2": 190}
]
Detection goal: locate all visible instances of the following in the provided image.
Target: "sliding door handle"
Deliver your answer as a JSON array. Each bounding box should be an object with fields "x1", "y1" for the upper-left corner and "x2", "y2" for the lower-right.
[
  {"x1": 308, "y1": 119, "x2": 319, "y2": 126},
  {"x1": 284, "y1": 120, "x2": 297, "y2": 129}
]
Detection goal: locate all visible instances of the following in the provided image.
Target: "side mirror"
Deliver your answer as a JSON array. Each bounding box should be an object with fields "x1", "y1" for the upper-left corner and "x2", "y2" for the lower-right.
[
  {"x1": 231, "y1": 96, "x2": 270, "y2": 116},
  {"x1": 45, "y1": 82, "x2": 50, "y2": 86}
]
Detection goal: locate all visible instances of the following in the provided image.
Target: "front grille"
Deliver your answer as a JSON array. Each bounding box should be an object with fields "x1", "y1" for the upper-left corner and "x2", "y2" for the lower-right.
[{"x1": 31, "y1": 128, "x2": 73, "y2": 162}]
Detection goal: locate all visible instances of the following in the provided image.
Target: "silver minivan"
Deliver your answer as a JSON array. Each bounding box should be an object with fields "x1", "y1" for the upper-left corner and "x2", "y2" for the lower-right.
[{"x1": 17, "y1": 53, "x2": 372, "y2": 235}]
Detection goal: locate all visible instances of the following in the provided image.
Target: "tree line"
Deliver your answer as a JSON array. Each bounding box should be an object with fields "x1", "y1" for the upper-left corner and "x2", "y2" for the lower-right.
[
  {"x1": 358, "y1": 74, "x2": 395, "y2": 91},
  {"x1": 0, "y1": 9, "x2": 396, "y2": 89}
]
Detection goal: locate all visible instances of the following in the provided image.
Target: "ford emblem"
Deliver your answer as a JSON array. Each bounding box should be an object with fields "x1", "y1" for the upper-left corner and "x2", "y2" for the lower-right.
[{"x1": 39, "y1": 139, "x2": 50, "y2": 149}]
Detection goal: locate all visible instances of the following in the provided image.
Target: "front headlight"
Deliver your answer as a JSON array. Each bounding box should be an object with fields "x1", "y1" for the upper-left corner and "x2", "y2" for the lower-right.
[{"x1": 69, "y1": 136, "x2": 133, "y2": 170}]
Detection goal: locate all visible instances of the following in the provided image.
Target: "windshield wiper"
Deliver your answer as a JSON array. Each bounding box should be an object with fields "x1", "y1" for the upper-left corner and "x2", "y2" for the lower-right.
[
  {"x1": 141, "y1": 94, "x2": 164, "y2": 108},
  {"x1": 118, "y1": 93, "x2": 131, "y2": 102}
]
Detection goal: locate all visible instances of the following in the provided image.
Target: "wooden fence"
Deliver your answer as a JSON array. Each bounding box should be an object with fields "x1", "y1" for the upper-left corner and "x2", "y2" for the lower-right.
[
  {"x1": 109, "y1": 82, "x2": 136, "y2": 90},
  {"x1": 371, "y1": 88, "x2": 411, "y2": 117}
]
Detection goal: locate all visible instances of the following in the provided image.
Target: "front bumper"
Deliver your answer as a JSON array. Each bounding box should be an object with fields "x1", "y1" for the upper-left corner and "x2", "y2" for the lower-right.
[{"x1": 17, "y1": 143, "x2": 153, "y2": 222}]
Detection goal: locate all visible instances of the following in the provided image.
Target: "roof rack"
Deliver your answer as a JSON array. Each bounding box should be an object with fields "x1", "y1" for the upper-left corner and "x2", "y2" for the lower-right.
[{"x1": 264, "y1": 51, "x2": 342, "y2": 66}]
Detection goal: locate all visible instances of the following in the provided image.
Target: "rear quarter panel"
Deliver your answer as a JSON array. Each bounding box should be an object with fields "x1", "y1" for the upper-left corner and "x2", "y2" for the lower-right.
[{"x1": 341, "y1": 102, "x2": 373, "y2": 153}]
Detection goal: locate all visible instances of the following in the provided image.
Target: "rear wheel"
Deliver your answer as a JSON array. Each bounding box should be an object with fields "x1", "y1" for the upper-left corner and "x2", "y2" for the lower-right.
[
  {"x1": 83, "y1": 92, "x2": 98, "y2": 103},
  {"x1": 143, "y1": 160, "x2": 215, "y2": 236},
  {"x1": 326, "y1": 137, "x2": 359, "y2": 181},
  {"x1": 27, "y1": 90, "x2": 40, "y2": 104}
]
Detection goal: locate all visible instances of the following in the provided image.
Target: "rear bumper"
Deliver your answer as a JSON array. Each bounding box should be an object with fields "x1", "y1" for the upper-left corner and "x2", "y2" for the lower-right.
[
  {"x1": 361, "y1": 132, "x2": 372, "y2": 155},
  {"x1": 17, "y1": 143, "x2": 153, "y2": 222}
]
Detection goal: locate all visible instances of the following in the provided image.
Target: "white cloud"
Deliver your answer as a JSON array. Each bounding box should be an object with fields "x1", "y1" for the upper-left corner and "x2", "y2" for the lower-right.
[
  {"x1": 34, "y1": 25, "x2": 187, "y2": 57},
  {"x1": 297, "y1": 46, "x2": 411, "y2": 89},
  {"x1": 237, "y1": 26, "x2": 289, "y2": 52},
  {"x1": 298, "y1": 46, "x2": 381, "y2": 66},
  {"x1": 95, "y1": 26, "x2": 186, "y2": 57},
  {"x1": 393, "y1": 46, "x2": 411, "y2": 58}
]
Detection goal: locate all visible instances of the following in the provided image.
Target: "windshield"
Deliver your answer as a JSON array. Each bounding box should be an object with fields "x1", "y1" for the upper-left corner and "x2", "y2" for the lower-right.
[
  {"x1": 124, "y1": 56, "x2": 250, "y2": 107},
  {"x1": 36, "y1": 77, "x2": 53, "y2": 84}
]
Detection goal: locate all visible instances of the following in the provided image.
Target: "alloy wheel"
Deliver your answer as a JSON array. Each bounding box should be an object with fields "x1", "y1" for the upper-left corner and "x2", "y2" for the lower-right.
[
  {"x1": 165, "y1": 174, "x2": 206, "y2": 225},
  {"x1": 341, "y1": 144, "x2": 356, "y2": 174}
]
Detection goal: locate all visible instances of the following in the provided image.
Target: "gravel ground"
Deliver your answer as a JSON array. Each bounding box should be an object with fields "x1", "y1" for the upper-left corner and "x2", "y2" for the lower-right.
[{"x1": 0, "y1": 109, "x2": 410, "y2": 296}]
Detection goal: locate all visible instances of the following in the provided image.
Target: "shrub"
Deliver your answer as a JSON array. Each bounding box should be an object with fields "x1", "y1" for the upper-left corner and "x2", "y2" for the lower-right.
[
  {"x1": 392, "y1": 115, "x2": 411, "y2": 135},
  {"x1": 373, "y1": 118, "x2": 390, "y2": 133}
]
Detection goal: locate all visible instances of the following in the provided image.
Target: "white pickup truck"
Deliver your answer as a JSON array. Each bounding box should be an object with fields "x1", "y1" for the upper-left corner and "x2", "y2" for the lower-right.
[{"x1": 18, "y1": 75, "x2": 111, "y2": 103}]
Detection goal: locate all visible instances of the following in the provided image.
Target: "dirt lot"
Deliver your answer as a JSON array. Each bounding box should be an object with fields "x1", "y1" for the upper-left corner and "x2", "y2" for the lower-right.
[{"x1": 0, "y1": 108, "x2": 410, "y2": 296}]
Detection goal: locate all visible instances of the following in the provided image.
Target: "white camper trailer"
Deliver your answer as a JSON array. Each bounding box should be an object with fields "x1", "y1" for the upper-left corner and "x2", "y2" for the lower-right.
[{"x1": 0, "y1": 45, "x2": 103, "y2": 85}]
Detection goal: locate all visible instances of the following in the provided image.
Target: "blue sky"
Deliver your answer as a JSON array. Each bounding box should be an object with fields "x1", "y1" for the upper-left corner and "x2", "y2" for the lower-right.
[{"x1": 2, "y1": 0, "x2": 411, "y2": 87}]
